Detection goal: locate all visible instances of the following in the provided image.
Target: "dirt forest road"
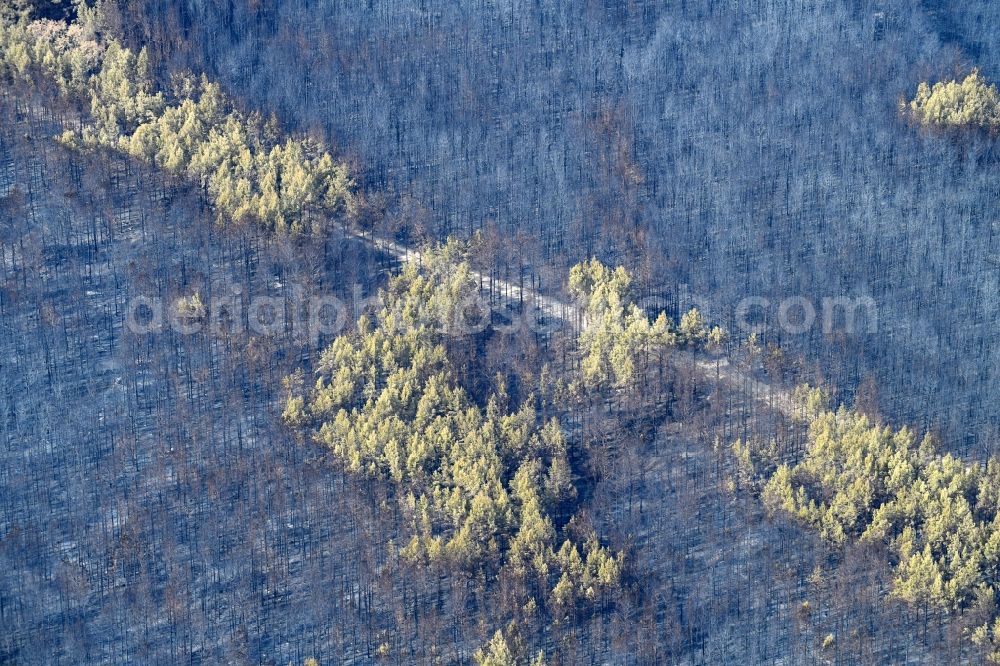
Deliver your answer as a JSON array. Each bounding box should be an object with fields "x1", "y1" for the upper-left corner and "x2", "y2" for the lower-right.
[{"x1": 343, "y1": 226, "x2": 799, "y2": 419}]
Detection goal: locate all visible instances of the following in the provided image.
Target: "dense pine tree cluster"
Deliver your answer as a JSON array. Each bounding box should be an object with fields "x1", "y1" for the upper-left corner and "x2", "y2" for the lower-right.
[
  {"x1": 569, "y1": 258, "x2": 673, "y2": 389},
  {"x1": 742, "y1": 397, "x2": 1000, "y2": 661},
  {"x1": 907, "y1": 69, "x2": 1000, "y2": 131},
  {"x1": 0, "y1": 4, "x2": 354, "y2": 233},
  {"x1": 284, "y1": 241, "x2": 626, "y2": 623},
  {"x1": 569, "y1": 257, "x2": 715, "y2": 391}
]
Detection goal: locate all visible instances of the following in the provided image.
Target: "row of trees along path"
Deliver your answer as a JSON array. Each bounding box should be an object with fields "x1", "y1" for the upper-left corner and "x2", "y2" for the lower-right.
[{"x1": 340, "y1": 225, "x2": 799, "y2": 419}]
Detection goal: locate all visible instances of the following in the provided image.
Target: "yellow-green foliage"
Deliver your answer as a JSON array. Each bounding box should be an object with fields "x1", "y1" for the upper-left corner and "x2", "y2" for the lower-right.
[
  {"x1": 0, "y1": 12, "x2": 354, "y2": 233},
  {"x1": 472, "y1": 623, "x2": 548, "y2": 666},
  {"x1": 762, "y1": 406, "x2": 1000, "y2": 614},
  {"x1": 287, "y1": 242, "x2": 622, "y2": 607},
  {"x1": 730, "y1": 436, "x2": 779, "y2": 490},
  {"x1": 568, "y1": 258, "x2": 677, "y2": 389},
  {"x1": 971, "y1": 606, "x2": 1000, "y2": 664},
  {"x1": 474, "y1": 630, "x2": 516, "y2": 666},
  {"x1": 0, "y1": 16, "x2": 101, "y2": 93},
  {"x1": 791, "y1": 383, "x2": 830, "y2": 421},
  {"x1": 907, "y1": 69, "x2": 1000, "y2": 130}
]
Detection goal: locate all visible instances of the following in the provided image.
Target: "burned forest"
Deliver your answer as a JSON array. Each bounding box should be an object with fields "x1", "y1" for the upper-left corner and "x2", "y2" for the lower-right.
[{"x1": 4, "y1": 0, "x2": 1000, "y2": 663}]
